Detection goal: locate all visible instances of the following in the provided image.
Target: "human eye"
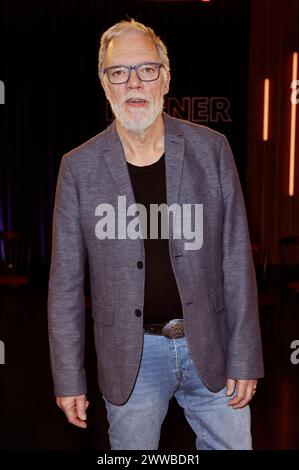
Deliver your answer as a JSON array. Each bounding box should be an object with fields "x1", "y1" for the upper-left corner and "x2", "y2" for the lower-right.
[
  {"x1": 139, "y1": 64, "x2": 157, "y2": 75},
  {"x1": 110, "y1": 67, "x2": 127, "y2": 78}
]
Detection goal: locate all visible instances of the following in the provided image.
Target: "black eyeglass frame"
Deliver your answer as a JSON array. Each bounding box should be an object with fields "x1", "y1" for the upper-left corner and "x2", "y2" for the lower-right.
[{"x1": 103, "y1": 62, "x2": 165, "y2": 84}]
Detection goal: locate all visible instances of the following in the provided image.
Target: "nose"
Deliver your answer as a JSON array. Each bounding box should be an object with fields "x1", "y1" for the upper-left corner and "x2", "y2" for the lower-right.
[{"x1": 127, "y1": 68, "x2": 143, "y2": 89}]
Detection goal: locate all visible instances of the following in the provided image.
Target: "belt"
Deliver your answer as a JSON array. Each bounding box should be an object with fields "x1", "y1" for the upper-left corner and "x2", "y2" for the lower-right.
[{"x1": 144, "y1": 319, "x2": 184, "y2": 339}]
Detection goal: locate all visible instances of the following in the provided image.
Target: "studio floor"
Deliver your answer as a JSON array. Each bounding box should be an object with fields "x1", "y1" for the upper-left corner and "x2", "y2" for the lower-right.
[{"x1": 0, "y1": 282, "x2": 298, "y2": 450}]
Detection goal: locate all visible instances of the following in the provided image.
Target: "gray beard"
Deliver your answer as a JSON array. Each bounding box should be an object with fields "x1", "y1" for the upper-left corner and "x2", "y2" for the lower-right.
[{"x1": 109, "y1": 98, "x2": 164, "y2": 135}]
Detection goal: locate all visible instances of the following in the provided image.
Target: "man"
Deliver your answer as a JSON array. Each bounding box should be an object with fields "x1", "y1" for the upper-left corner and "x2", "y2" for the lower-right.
[{"x1": 48, "y1": 19, "x2": 264, "y2": 450}]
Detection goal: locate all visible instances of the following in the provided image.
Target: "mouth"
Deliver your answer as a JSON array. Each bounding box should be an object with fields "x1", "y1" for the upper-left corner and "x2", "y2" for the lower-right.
[{"x1": 125, "y1": 98, "x2": 148, "y2": 107}]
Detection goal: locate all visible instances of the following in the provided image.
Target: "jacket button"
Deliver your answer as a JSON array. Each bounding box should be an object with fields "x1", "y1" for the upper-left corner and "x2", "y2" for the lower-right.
[
  {"x1": 137, "y1": 261, "x2": 143, "y2": 269},
  {"x1": 135, "y1": 309, "x2": 142, "y2": 317}
]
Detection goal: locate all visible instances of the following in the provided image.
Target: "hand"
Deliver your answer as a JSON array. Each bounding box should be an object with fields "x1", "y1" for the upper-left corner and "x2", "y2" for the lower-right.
[
  {"x1": 56, "y1": 394, "x2": 89, "y2": 428},
  {"x1": 226, "y1": 379, "x2": 257, "y2": 409}
]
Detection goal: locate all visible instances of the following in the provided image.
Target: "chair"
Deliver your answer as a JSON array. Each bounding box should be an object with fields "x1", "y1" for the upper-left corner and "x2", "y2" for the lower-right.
[
  {"x1": 0, "y1": 231, "x2": 31, "y2": 287},
  {"x1": 0, "y1": 231, "x2": 32, "y2": 331}
]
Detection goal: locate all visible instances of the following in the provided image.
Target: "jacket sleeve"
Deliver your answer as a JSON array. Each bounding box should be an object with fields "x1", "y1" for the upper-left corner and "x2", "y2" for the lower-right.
[
  {"x1": 48, "y1": 155, "x2": 87, "y2": 396},
  {"x1": 220, "y1": 136, "x2": 264, "y2": 379}
]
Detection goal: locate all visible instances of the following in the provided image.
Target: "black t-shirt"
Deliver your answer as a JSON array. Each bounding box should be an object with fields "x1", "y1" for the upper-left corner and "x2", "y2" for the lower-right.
[{"x1": 127, "y1": 153, "x2": 183, "y2": 324}]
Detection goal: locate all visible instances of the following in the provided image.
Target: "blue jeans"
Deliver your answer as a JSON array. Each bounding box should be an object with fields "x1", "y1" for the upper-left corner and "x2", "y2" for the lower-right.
[{"x1": 103, "y1": 334, "x2": 252, "y2": 450}]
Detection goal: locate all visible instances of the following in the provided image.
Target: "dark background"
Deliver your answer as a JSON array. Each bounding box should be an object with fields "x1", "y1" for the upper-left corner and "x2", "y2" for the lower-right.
[{"x1": 0, "y1": 0, "x2": 249, "y2": 277}]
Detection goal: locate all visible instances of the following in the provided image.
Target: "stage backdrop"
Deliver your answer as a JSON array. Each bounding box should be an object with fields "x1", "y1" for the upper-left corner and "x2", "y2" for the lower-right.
[{"x1": 0, "y1": 0, "x2": 250, "y2": 277}]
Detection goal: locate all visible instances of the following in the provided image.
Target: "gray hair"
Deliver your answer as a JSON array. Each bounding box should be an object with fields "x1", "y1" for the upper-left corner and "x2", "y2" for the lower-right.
[{"x1": 98, "y1": 19, "x2": 170, "y2": 80}]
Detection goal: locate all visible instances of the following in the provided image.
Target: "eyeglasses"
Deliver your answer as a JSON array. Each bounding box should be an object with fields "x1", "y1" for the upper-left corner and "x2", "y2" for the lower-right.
[{"x1": 103, "y1": 62, "x2": 164, "y2": 84}]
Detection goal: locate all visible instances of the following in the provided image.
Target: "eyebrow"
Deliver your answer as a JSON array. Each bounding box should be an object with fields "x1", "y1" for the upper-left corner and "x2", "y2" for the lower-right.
[{"x1": 104, "y1": 61, "x2": 160, "y2": 69}]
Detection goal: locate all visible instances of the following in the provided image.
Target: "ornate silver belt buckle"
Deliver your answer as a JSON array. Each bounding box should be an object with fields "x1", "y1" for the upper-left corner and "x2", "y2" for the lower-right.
[{"x1": 162, "y1": 319, "x2": 184, "y2": 339}]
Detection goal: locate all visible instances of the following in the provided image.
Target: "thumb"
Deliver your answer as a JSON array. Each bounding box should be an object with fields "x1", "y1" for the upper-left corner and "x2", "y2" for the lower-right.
[
  {"x1": 76, "y1": 396, "x2": 87, "y2": 421},
  {"x1": 226, "y1": 379, "x2": 236, "y2": 396}
]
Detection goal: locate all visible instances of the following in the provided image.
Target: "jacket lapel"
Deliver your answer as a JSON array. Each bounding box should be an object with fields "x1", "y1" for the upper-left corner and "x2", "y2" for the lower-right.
[
  {"x1": 101, "y1": 120, "x2": 137, "y2": 210},
  {"x1": 163, "y1": 113, "x2": 185, "y2": 239}
]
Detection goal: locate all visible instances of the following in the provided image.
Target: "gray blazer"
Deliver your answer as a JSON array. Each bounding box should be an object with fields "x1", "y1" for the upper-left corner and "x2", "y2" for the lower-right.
[{"x1": 48, "y1": 112, "x2": 264, "y2": 405}]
